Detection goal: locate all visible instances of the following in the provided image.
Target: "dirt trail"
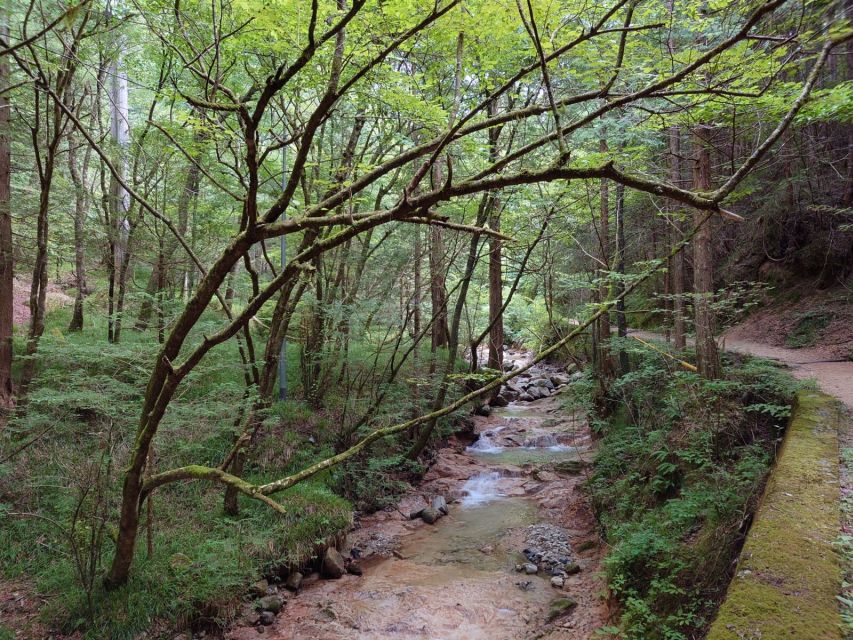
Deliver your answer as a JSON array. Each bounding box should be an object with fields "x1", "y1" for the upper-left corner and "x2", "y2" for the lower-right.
[
  {"x1": 629, "y1": 329, "x2": 853, "y2": 412},
  {"x1": 228, "y1": 355, "x2": 610, "y2": 640}
]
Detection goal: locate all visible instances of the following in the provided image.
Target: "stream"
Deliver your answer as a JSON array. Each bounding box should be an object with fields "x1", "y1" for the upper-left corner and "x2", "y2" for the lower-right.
[{"x1": 228, "y1": 354, "x2": 609, "y2": 640}]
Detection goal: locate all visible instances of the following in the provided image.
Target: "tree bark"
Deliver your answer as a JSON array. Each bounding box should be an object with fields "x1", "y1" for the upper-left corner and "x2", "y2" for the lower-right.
[
  {"x1": 692, "y1": 125, "x2": 720, "y2": 379},
  {"x1": 487, "y1": 197, "x2": 503, "y2": 371},
  {"x1": 615, "y1": 182, "x2": 629, "y2": 375},
  {"x1": 0, "y1": 11, "x2": 13, "y2": 407},
  {"x1": 67, "y1": 127, "x2": 91, "y2": 332},
  {"x1": 669, "y1": 126, "x2": 687, "y2": 350}
]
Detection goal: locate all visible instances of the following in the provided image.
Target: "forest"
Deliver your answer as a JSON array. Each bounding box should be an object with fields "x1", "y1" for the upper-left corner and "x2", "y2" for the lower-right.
[{"x1": 1, "y1": 0, "x2": 852, "y2": 638}]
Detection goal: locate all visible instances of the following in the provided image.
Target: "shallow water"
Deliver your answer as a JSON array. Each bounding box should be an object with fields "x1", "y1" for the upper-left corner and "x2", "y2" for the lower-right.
[{"x1": 230, "y1": 378, "x2": 605, "y2": 640}]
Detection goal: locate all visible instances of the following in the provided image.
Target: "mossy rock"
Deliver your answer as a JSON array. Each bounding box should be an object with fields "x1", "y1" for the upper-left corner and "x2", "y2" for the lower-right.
[
  {"x1": 547, "y1": 597, "x2": 578, "y2": 622},
  {"x1": 707, "y1": 390, "x2": 845, "y2": 639}
]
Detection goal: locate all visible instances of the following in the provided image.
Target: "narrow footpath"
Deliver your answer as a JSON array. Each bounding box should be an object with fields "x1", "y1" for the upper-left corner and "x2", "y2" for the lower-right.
[
  {"x1": 228, "y1": 351, "x2": 610, "y2": 640},
  {"x1": 629, "y1": 329, "x2": 853, "y2": 411}
]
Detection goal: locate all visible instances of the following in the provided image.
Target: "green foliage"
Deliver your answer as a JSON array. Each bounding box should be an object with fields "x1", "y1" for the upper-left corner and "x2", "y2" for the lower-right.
[{"x1": 588, "y1": 352, "x2": 800, "y2": 640}]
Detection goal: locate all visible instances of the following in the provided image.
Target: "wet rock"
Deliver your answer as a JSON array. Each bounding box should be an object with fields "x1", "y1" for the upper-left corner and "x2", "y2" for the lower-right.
[
  {"x1": 409, "y1": 508, "x2": 425, "y2": 520},
  {"x1": 285, "y1": 571, "x2": 303, "y2": 592},
  {"x1": 506, "y1": 381, "x2": 523, "y2": 394},
  {"x1": 420, "y1": 506, "x2": 442, "y2": 524},
  {"x1": 550, "y1": 576, "x2": 565, "y2": 589},
  {"x1": 523, "y1": 563, "x2": 538, "y2": 575},
  {"x1": 519, "y1": 392, "x2": 533, "y2": 402},
  {"x1": 346, "y1": 563, "x2": 363, "y2": 576},
  {"x1": 322, "y1": 548, "x2": 346, "y2": 579},
  {"x1": 474, "y1": 404, "x2": 492, "y2": 417},
  {"x1": 257, "y1": 595, "x2": 284, "y2": 614},
  {"x1": 502, "y1": 361, "x2": 516, "y2": 372},
  {"x1": 259, "y1": 611, "x2": 276, "y2": 626},
  {"x1": 552, "y1": 460, "x2": 586, "y2": 475},
  {"x1": 550, "y1": 374, "x2": 569, "y2": 386},
  {"x1": 431, "y1": 495, "x2": 449, "y2": 515},
  {"x1": 490, "y1": 394, "x2": 509, "y2": 407},
  {"x1": 547, "y1": 597, "x2": 578, "y2": 621},
  {"x1": 501, "y1": 389, "x2": 519, "y2": 402}
]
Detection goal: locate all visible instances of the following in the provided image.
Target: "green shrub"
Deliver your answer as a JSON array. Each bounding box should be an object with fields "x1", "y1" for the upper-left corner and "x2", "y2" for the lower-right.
[{"x1": 589, "y1": 350, "x2": 800, "y2": 640}]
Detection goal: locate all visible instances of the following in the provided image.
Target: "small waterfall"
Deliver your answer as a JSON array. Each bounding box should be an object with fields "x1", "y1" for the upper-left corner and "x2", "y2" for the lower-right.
[
  {"x1": 522, "y1": 434, "x2": 571, "y2": 451},
  {"x1": 466, "y1": 428, "x2": 505, "y2": 454},
  {"x1": 460, "y1": 472, "x2": 505, "y2": 507}
]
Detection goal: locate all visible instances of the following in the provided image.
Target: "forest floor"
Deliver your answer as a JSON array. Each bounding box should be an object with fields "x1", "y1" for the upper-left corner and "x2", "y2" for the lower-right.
[{"x1": 228, "y1": 353, "x2": 611, "y2": 640}]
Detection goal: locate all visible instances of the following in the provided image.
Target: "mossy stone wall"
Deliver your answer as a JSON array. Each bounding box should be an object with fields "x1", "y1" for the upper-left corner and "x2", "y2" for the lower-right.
[{"x1": 707, "y1": 390, "x2": 844, "y2": 639}]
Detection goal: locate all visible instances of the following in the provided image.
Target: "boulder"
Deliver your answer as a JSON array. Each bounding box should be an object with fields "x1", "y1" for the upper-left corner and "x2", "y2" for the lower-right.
[
  {"x1": 259, "y1": 610, "x2": 276, "y2": 626},
  {"x1": 409, "y1": 508, "x2": 425, "y2": 520},
  {"x1": 285, "y1": 571, "x2": 304, "y2": 592},
  {"x1": 519, "y1": 392, "x2": 534, "y2": 402},
  {"x1": 490, "y1": 394, "x2": 509, "y2": 407},
  {"x1": 250, "y1": 579, "x2": 269, "y2": 597},
  {"x1": 322, "y1": 548, "x2": 346, "y2": 579},
  {"x1": 346, "y1": 563, "x2": 363, "y2": 576},
  {"x1": 550, "y1": 576, "x2": 565, "y2": 589},
  {"x1": 431, "y1": 495, "x2": 449, "y2": 515},
  {"x1": 547, "y1": 597, "x2": 577, "y2": 621},
  {"x1": 501, "y1": 388, "x2": 519, "y2": 401},
  {"x1": 474, "y1": 404, "x2": 492, "y2": 417},
  {"x1": 420, "y1": 507, "x2": 442, "y2": 524},
  {"x1": 523, "y1": 563, "x2": 538, "y2": 575},
  {"x1": 257, "y1": 595, "x2": 284, "y2": 614}
]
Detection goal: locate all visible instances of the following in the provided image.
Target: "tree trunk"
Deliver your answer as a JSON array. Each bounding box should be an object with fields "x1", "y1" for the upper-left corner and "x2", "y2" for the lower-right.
[
  {"x1": 0, "y1": 11, "x2": 13, "y2": 408},
  {"x1": 107, "y1": 52, "x2": 130, "y2": 342},
  {"x1": 669, "y1": 126, "x2": 687, "y2": 350},
  {"x1": 595, "y1": 138, "x2": 612, "y2": 379},
  {"x1": 692, "y1": 125, "x2": 720, "y2": 379},
  {"x1": 487, "y1": 197, "x2": 503, "y2": 371},
  {"x1": 615, "y1": 182, "x2": 629, "y2": 375},
  {"x1": 67, "y1": 129, "x2": 90, "y2": 332}
]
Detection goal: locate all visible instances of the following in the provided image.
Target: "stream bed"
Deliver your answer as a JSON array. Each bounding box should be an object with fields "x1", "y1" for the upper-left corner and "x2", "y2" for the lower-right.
[{"x1": 228, "y1": 358, "x2": 609, "y2": 640}]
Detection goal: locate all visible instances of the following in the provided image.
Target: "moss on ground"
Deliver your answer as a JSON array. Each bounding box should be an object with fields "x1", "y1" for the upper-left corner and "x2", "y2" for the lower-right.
[{"x1": 707, "y1": 390, "x2": 844, "y2": 639}]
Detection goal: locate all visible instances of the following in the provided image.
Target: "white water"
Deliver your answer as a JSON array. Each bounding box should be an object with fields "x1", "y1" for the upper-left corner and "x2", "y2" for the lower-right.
[
  {"x1": 466, "y1": 428, "x2": 505, "y2": 454},
  {"x1": 460, "y1": 471, "x2": 505, "y2": 507},
  {"x1": 522, "y1": 434, "x2": 570, "y2": 451}
]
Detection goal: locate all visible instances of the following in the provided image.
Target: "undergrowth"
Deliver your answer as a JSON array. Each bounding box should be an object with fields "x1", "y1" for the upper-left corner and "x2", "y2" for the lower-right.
[
  {"x1": 588, "y1": 346, "x2": 802, "y2": 640},
  {"x1": 0, "y1": 305, "x2": 441, "y2": 639}
]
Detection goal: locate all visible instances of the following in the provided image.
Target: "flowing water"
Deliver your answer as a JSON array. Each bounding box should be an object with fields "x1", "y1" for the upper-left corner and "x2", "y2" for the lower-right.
[{"x1": 229, "y1": 370, "x2": 607, "y2": 640}]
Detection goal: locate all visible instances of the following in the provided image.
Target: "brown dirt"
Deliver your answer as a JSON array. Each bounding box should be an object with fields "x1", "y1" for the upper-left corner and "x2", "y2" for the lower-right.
[
  {"x1": 723, "y1": 285, "x2": 853, "y2": 361},
  {"x1": 12, "y1": 277, "x2": 75, "y2": 326}
]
